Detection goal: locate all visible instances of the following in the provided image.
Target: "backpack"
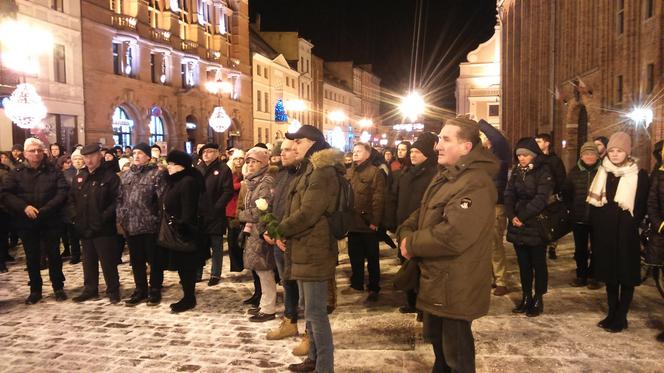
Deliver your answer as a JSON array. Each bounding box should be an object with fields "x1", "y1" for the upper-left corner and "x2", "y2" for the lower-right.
[{"x1": 326, "y1": 172, "x2": 355, "y2": 239}]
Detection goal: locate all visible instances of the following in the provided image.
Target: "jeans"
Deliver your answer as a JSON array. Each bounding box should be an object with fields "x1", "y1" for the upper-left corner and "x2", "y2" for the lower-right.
[
  {"x1": 347, "y1": 232, "x2": 380, "y2": 292},
  {"x1": 572, "y1": 223, "x2": 593, "y2": 280},
  {"x1": 127, "y1": 233, "x2": 163, "y2": 293},
  {"x1": 424, "y1": 314, "x2": 476, "y2": 373},
  {"x1": 514, "y1": 244, "x2": 548, "y2": 295},
  {"x1": 81, "y1": 236, "x2": 120, "y2": 295},
  {"x1": 274, "y1": 246, "x2": 299, "y2": 320},
  {"x1": 301, "y1": 280, "x2": 334, "y2": 373},
  {"x1": 20, "y1": 229, "x2": 65, "y2": 293},
  {"x1": 209, "y1": 234, "x2": 224, "y2": 278},
  {"x1": 256, "y1": 269, "x2": 277, "y2": 314}
]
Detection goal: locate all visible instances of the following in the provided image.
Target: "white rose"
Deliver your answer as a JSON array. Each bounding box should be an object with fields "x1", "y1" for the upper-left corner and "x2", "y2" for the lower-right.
[{"x1": 255, "y1": 198, "x2": 269, "y2": 211}]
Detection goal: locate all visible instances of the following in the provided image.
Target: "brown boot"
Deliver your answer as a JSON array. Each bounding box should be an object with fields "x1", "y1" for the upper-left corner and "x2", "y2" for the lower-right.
[
  {"x1": 291, "y1": 332, "x2": 310, "y2": 356},
  {"x1": 288, "y1": 358, "x2": 316, "y2": 372},
  {"x1": 266, "y1": 317, "x2": 298, "y2": 340}
]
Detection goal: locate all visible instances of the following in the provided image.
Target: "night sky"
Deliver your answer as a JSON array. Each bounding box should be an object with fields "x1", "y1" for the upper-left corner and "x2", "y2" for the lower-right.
[{"x1": 249, "y1": 0, "x2": 498, "y2": 121}]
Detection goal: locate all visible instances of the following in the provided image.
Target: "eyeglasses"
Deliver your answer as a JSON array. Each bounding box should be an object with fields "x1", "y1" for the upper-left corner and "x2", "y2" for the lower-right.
[
  {"x1": 246, "y1": 159, "x2": 262, "y2": 165},
  {"x1": 25, "y1": 149, "x2": 43, "y2": 154}
]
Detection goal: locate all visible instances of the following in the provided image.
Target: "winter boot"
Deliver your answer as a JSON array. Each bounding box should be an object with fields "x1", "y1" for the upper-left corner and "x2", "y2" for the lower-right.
[
  {"x1": 512, "y1": 293, "x2": 532, "y2": 314},
  {"x1": 266, "y1": 317, "x2": 299, "y2": 340},
  {"x1": 291, "y1": 332, "x2": 310, "y2": 356},
  {"x1": 526, "y1": 294, "x2": 543, "y2": 317}
]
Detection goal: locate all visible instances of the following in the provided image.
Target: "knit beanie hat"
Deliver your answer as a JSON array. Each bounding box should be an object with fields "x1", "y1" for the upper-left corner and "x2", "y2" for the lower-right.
[
  {"x1": 166, "y1": 150, "x2": 192, "y2": 168},
  {"x1": 133, "y1": 143, "x2": 151, "y2": 157},
  {"x1": 411, "y1": 133, "x2": 437, "y2": 160},
  {"x1": 579, "y1": 141, "x2": 599, "y2": 157},
  {"x1": 245, "y1": 146, "x2": 270, "y2": 165},
  {"x1": 71, "y1": 149, "x2": 83, "y2": 160},
  {"x1": 515, "y1": 147, "x2": 537, "y2": 158},
  {"x1": 607, "y1": 131, "x2": 632, "y2": 155}
]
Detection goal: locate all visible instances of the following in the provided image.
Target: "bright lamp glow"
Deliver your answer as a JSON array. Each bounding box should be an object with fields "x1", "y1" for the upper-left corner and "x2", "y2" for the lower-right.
[
  {"x1": 399, "y1": 91, "x2": 425, "y2": 122},
  {"x1": 285, "y1": 99, "x2": 307, "y2": 112},
  {"x1": 328, "y1": 110, "x2": 347, "y2": 123},
  {"x1": 288, "y1": 119, "x2": 302, "y2": 133},
  {"x1": 2, "y1": 83, "x2": 47, "y2": 129},
  {"x1": 627, "y1": 107, "x2": 654, "y2": 126},
  {"x1": 358, "y1": 118, "x2": 373, "y2": 128},
  {"x1": 330, "y1": 126, "x2": 346, "y2": 150},
  {"x1": 208, "y1": 106, "x2": 231, "y2": 133},
  {"x1": 360, "y1": 130, "x2": 371, "y2": 143},
  {"x1": 0, "y1": 19, "x2": 54, "y2": 75}
]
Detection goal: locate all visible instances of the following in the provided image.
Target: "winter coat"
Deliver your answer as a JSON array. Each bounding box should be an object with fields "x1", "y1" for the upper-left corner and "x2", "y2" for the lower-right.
[
  {"x1": 69, "y1": 161, "x2": 120, "y2": 238},
  {"x1": 479, "y1": 119, "x2": 510, "y2": 204},
  {"x1": 161, "y1": 167, "x2": 207, "y2": 271},
  {"x1": 590, "y1": 169, "x2": 648, "y2": 286},
  {"x1": 394, "y1": 158, "x2": 437, "y2": 226},
  {"x1": 347, "y1": 159, "x2": 386, "y2": 232},
  {"x1": 1, "y1": 159, "x2": 68, "y2": 231},
  {"x1": 279, "y1": 148, "x2": 345, "y2": 281},
  {"x1": 116, "y1": 163, "x2": 165, "y2": 236},
  {"x1": 226, "y1": 173, "x2": 242, "y2": 218},
  {"x1": 272, "y1": 165, "x2": 297, "y2": 220},
  {"x1": 540, "y1": 152, "x2": 566, "y2": 195},
  {"x1": 0, "y1": 163, "x2": 10, "y2": 216},
  {"x1": 61, "y1": 167, "x2": 79, "y2": 223},
  {"x1": 238, "y1": 166, "x2": 275, "y2": 271},
  {"x1": 562, "y1": 160, "x2": 599, "y2": 224},
  {"x1": 397, "y1": 145, "x2": 498, "y2": 321},
  {"x1": 196, "y1": 159, "x2": 234, "y2": 235}
]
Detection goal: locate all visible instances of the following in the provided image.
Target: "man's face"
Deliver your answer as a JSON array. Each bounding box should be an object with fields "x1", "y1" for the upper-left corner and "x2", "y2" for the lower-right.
[
  {"x1": 384, "y1": 151, "x2": 393, "y2": 163},
  {"x1": 580, "y1": 152, "x2": 598, "y2": 166},
  {"x1": 280, "y1": 140, "x2": 296, "y2": 166},
  {"x1": 84, "y1": 152, "x2": 103, "y2": 171},
  {"x1": 151, "y1": 149, "x2": 161, "y2": 159},
  {"x1": 594, "y1": 140, "x2": 606, "y2": 156},
  {"x1": 293, "y1": 138, "x2": 314, "y2": 161},
  {"x1": 535, "y1": 138, "x2": 550, "y2": 153},
  {"x1": 24, "y1": 144, "x2": 44, "y2": 165},
  {"x1": 132, "y1": 150, "x2": 151, "y2": 166},
  {"x1": 50, "y1": 145, "x2": 60, "y2": 157},
  {"x1": 397, "y1": 144, "x2": 408, "y2": 159},
  {"x1": 435, "y1": 125, "x2": 471, "y2": 166},
  {"x1": 201, "y1": 148, "x2": 219, "y2": 164},
  {"x1": 410, "y1": 148, "x2": 427, "y2": 166},
  {"x1": 352, "y1": 145, "x2": 370, "y2": 164},
  {"x1": 11, "y1": 149, "x2": 22, "y2": 159}
]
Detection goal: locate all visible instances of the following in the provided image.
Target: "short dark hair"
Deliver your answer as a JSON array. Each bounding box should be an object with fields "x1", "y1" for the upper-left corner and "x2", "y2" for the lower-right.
[
  {"x1": 535, "y1": 133, "x2": 552, "y2": 143},
  {"x1": 453, "y1": 126, "x2": 481, "y2": 147},
  {"x1": 353, "y1": 142, "x2": 372, "y2": 153},
  {"x1": 593, "y1": 136, "x2": 609, "y2": 147}
]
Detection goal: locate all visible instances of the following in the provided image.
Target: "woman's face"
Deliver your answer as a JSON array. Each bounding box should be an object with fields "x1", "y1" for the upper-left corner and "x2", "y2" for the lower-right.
[
  {"x1": 246, "y1": 158, "x2": 262, "y2": 174},
  {"x1": 517, "y1": 153, "x2": 535, "y2": 167},
  {"x1": 71, "y1": 156, "x2": 84, "y2": 170},
  {"x1": 62, "y1": 159, "x2": 72, "y2": 170},
  {"x1": 104, "y1": 153, "x2": 115, "y2": 162},
  {"x1": 608, "y1": 148, "x2": 627, "y2": 165},
  {"x1": 166, "y1": 162, "x2": 185, "y2": 175},
  {"x1": 233, "y1": 157, "x2": 245, "y2": 169}
]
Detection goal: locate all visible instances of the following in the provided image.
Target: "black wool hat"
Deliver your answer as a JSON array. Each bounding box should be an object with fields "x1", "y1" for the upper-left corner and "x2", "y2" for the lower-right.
[
  {"x1": 81, "y1": 143, "x2": 102, "y2": 155},
  {"x1": 166, "y1": 150, "x2": 192, "y2": 168},
  {"x1": 198, "y1": 143, "x2": 219, "y2": 157},
  {"x1": 133, "y1": 143, "x2": 151, "y2": 156},
  {"x1": 411, "y1": 133, "x2": 437, "y2": 160},
  {"x1": 285, "y1": 124, "x2": 325, "y2": 143},
  {"x1": 151, "y1": 144, "x2": 162, "y2": 152}
]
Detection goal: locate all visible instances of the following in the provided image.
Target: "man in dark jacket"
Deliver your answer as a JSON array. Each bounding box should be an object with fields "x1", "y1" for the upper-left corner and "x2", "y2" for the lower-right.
[
  {"x1": 117, "y1": 143, "x2": 166, "y2": 306},
  {"x1": 535, "y1": 133, "x2": 567, "y2": 259},
  {"x1": 70, "y1": 144, "x2": 122, "y2": 303},
  {"x1": 1, "y1": 138, "x2": 68, "y2": 304},
  {"x1": 480, "y1": 120, "x2": 511, "y2": 296},
  {"x1": 398, "y1": 117, "x2": 497, "y2": 373},
  {"x1": 562, "y1": 141, "x2": 601, "y2": 289},
  {"x1": 196, "y1": 143, "x2": 233, "y2": 286},
  {"x1": 276, "y1": 125, "x2": 343, "y2": 373},
  {"x1": 346, "y1": 142, "x2": 386, "y2": 303},
  {"x1": 9, "y1": 143, "x2": 24, "y2": 167}
]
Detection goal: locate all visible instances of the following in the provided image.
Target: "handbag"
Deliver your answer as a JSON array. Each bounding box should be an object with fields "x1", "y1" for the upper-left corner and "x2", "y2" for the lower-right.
[
  {"x1": 393, "y1": 258, "x2": 420, "y2": 291},
  {"x1": 157, "y1": 212, "x2": 197, "y2": 252},
  {"x1": 536, "y1": 200, "x2": 571, "y2": 242}
]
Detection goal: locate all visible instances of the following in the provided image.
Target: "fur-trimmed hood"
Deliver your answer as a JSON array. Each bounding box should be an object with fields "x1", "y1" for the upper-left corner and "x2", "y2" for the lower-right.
[{"x1": 310, "y1": 148, "x2": 345, "y2": 171}]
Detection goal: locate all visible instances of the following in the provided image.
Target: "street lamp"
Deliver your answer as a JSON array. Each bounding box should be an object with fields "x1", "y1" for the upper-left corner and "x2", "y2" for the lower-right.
[
  {"x1": 206, "y1": 78, "x2": 234, "y2": 133},
  {"x1": 627, "y1": 107, "x2": 654, "y2": 126},
  {"x1": 358, "y1": 118, "x2": 373, "y2": 128},
  {"x1": 285, "y1": 99, "x2": 307, "y2": 112},
  {"x1": 399, "y1": 91, "x2": 425, "y2": 122},
  {"x1": 328, "y1": 110, "x2": 347, "y2": 123},
  {"x1": 360, "y1": 130, "x2": 371, "y2": 143}
]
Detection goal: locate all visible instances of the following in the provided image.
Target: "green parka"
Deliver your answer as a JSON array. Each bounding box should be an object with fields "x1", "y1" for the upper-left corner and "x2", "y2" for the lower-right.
[
  {"x1": 279, "y1": 148, "x2": 345, "y2": 281},
  {"x1": 397, "y1": 145, "x2": 498, "y2": 321},
  {"x1": 347, "y1": 159, "x2": 386, "y2": 232}
]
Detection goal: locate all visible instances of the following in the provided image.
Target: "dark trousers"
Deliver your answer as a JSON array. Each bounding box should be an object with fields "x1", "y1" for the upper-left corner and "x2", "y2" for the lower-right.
[
  {"x1": 227, "y1": 222, "x2": 243, "y2": 272},
  {"x1": 424, "y1": 314, "x2": 476, "y2": 373},
  {"x1": 62, "y1": 223, "x2": 81, "y2": 259},
  {"x1": 514, "y1": 244, "x2": 548, "y2": 295},
  {"x1": 572, "y1": 223, "x2": 593, "y2": 279},
  {"x1": 127, "y1": 233, "x2": 163, "y2": 293},
  {"x1": 82, "y1": 236, "x2": 120, "y2": 295},
  {"x1": 0, "y1": 217, "x2": 9, "y2": 267},
  {"x1": 348, "y1": 232, "x2": 380, "y2": 292},
  {"x1": 20, "y1": 229, "x2": 64, "y2": 293},
  {"x1": 606, "y1": 282, "x2": 635, "y2": 320},
  {"x1": 178, "y1": 269, "x2": 197, "y2": 301}
]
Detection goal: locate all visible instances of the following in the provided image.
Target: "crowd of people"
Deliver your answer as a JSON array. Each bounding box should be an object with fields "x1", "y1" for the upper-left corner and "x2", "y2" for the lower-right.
[{"x1": 1, "y1": 118, "x2": 664, "y2": 373}]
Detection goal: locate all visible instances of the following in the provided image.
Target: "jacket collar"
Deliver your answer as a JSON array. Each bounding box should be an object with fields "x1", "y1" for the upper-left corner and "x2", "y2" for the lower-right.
[
  {"x1": 441, "y1": 145, "x2": 498, "y2": 181},
  {"x1": 577, "y1": 159, "x2": 599, "y2": 172}
]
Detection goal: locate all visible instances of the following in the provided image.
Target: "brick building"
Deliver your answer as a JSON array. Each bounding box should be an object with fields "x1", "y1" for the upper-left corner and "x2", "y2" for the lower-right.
[
  {"x1": 500, "y1": 0, "x2": 662, "y2": 169},
  {"x1": 80, "y1": 0, "x2": 252, "y2": 152}
]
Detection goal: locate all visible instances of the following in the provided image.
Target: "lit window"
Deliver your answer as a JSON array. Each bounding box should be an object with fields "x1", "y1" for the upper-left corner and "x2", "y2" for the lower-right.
[
  {"x1": 149, "y1": 0, "x2": 162, "y2": 28},
  {"x1": 112, "y1": 107, "x2": 133, "y2": 147},
  {"x1": 181, "y1": 60, "x2": 197, "y2": 88},
  {"x1": 149, "y1": 113, "x2": 165, "y2": 145},
  {"x1": 53, "y1": 44, "x2": 66, "y2": 83}
]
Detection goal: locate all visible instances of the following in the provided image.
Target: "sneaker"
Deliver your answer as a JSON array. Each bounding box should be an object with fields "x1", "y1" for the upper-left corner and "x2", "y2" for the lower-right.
[
  {"x1": 124, "y1": 291, "x2": 147, "y2": 307},
  {"x1": 493, "y1": 286, "x2": 509, "y2": 296},
  {"x1": 54, "y1": 289, "x2": 67, "y2": 302},
  {"x1": 249, "y1": 312, "x2": 275, "y2": 322},
  {"x1": 146, "y1": 290, "x2": 161, "y2": 306},
  {"x1": 72, "y1": 292, "x2": 99, "y2": 303},
  {"x1": 569, "y1": 278, "x2": 588, "y2": 287},
  {"x1": 287, "y1": 358, "x2": 316, "y2": 372},
  {"x1": 207, "y1": 277, "x2": 221, "y2": 286},
  {"x1": 266, "y1": 318, "x2": 299, "y2": 340},
  {"x1": 25, "y1": 292, "x2": 42, "y2": 305},
  {"x1": 291, "y1": 333, "x2": 310, "y2": 356}
]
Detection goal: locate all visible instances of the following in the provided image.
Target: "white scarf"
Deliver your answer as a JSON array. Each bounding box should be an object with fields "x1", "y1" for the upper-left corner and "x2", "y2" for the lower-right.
[{"x1": 586, "y1": 157, "x2": 639, "y2": 216}]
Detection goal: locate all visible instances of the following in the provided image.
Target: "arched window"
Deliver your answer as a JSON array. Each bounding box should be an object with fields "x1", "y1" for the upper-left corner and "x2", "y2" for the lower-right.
[
  {"x1": 149, "y1": 114, "x2": 165, "y2": 145},
  {"x1": 112, "y1": 107, "x2": 133, "y2": 147}
]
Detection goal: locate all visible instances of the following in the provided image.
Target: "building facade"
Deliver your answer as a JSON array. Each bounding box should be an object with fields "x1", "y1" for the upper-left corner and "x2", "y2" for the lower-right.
[
  {"x1": 311, "y1": 54, "x2": 324, "y2": 130},
  {"x1": 456, "y1": 20, "x2": 501, "y2": 128},
  {"x1": 0, "y1": 0, "x2": 86, "y2": 152},
  {"x1": 80, "y1": 0, "x2": 252, "y2": 152},
  {"x1": 500, "y1": 0, "x2": 662, "y2": 168}
]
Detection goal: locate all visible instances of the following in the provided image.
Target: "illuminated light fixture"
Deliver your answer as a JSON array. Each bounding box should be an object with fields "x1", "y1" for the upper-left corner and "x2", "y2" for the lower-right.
[
  {"x1": 393, "y1": 123, "x2": 425, "y2": 132},
  {"x1": 159, "y1": 74, "x2": 167, "y2": 84},
  {"x1": 288, "y1": 119, "x2": 302, "y2": 133},
  {"x1": 206, "y1": 79, "x2": 233, "y2": 95},
  {"x1": 208, "y1": 106, "x2": 231, "y2": 133},
  {"x1": 124, "y1": 64, "x2": 132, "y2": 76},
  {"x1": 627, "y1": 107, "x2": 654, "y2": 126},
  {"x1": 186, "y1": 122, "x2": 197, "y2": 130},
  {"x1": 379, "y1": 138, "x2": 388, "y2": 146},
  {"x1": 328, "y1": 110, "x2": 347, "y2": 123},
  {"x1": 399, "y1": 91, "x2": 425, "y2": 122},
  {"x1": 358, "y1": 118, "x2": 373, "y2": 127},
  {"x1": 220, "y1": 81, "x2": 233, "y2": 94},
  {"x1": 329, "y1": 126, "x2": 346, "y2": 150},
  {"x1": 0, "y1": 19, "x2": 54, "y2": 75},
  {"x1": 360, "y1": 130, "x2": 371, "y2": 143},
  {"x1": 2, "y1": 83, "x2": 47, "y2": 129},
  {"x1": 285, "y1": 99, "x2": 307, "y2": 112}
]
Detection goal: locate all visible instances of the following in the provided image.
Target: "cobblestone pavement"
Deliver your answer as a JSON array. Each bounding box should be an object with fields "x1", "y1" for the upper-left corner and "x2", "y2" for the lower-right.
[{"x1": 1, "y1": 236, "x2": 664, "y2": 372}]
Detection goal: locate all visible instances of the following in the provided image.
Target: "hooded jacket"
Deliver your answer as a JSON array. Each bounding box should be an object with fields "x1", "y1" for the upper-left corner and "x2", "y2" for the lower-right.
[
  {"x1": 279, "y1": 147, "x2": 345, "y2": 281},
  {"x1": 397, "y1": 145, "x2": 498, "y2": 321}
]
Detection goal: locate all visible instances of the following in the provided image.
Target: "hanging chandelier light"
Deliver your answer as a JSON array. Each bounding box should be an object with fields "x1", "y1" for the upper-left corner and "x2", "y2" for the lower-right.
[
  {"x1": 208, "y1": 106, "x2": 231, "y2": 133},
  {"x1": 2, "y1": 83, "x2": 47, "y2": 129}
]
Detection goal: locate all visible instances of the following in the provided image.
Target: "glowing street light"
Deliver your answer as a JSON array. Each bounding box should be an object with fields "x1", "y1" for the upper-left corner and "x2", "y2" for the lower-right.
[
  {"x1": 208, "y1": 106, "x2": 231, "y2": 133},
  {"x1": 627, "y1": 107, "x2": 654, "y2": 126},
  {"x1": 0, "y1": 19, "x2": 53, "y2": 75},
  {"x1": 2, "y1": 83, "x2": 47, "y2": 129},
  {"x1": 285, "y1": 99, "x2": 307, "y2": 112},
  {"x1": 205, "y1": 79, "x2": 234, "y2": 95},
  {"x1": 328, "y1": 110, "x2": 347, "y2": 123},
  {"x1": 358, "y1": 118, "x2": 373, "y2": 128},
  {"x1": 399, "y1": 91, "x2": 425, "y2": 122},
  {"x1": 360, "y1": 130, "x2": 371, "y2": 143}
]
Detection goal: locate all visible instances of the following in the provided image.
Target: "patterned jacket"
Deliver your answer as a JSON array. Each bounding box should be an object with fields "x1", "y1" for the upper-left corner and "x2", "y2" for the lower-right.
[{"x1": 117, "y1": 163, "x2": 166, "y2": 236}]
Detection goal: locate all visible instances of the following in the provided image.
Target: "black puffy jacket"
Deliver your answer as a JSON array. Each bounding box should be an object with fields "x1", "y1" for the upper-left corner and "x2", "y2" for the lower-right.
[
  {"x1": 540, "y1": 152, "x2": 566, "y2": 195},
  {"x1": 562, "y1": 160, "x2": 599, "y2": 224},
  {"x1": 70, "y1": 161, "x2": 120, "y2": 238}
]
